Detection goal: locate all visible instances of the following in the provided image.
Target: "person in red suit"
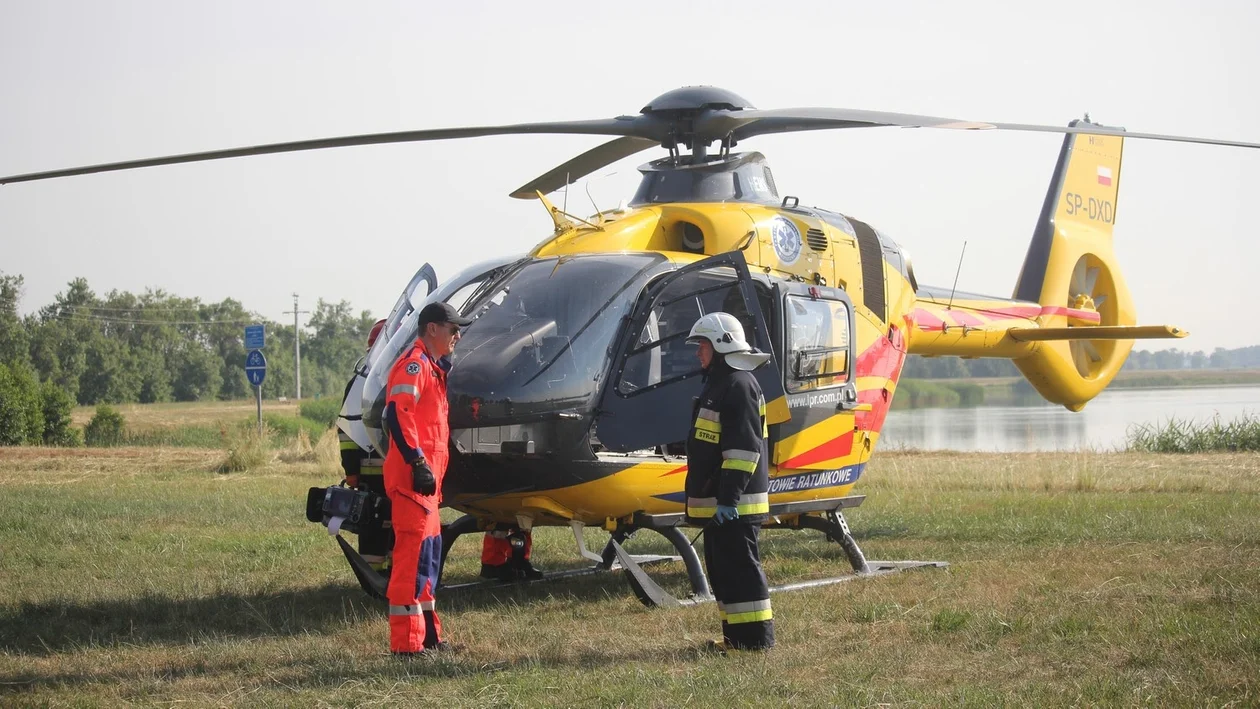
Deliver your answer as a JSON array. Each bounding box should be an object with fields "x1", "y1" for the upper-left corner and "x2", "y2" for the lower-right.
[{"x1": 382, "y1": 301, "x2": 470, "y2": 657}]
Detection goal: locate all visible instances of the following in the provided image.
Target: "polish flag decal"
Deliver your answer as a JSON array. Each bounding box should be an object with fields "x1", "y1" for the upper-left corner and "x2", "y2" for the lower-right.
[{"x1": 1097, "y1": 166, "x2": 1113, "y2": 186}]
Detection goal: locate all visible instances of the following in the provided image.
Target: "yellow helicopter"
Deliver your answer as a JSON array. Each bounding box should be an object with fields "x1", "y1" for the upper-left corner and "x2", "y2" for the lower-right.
[{"x1": 5, "y1": 86, "x2": 1256, "y2": 606}]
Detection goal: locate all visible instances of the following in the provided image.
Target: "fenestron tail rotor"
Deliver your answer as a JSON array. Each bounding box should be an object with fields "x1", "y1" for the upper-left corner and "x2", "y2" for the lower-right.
[{"x1": 1068, "y1": 255, "x2": 1113, "y2": 378}]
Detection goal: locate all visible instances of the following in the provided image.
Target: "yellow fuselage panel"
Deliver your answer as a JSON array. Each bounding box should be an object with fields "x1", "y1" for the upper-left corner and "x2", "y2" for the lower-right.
[{"x1": 533, "y1": 203, "x2": 852, "y2": 288}]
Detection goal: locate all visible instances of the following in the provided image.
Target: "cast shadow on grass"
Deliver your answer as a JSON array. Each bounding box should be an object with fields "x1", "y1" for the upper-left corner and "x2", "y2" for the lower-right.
[
  {"x1": 0, "y1": 568, "x2": 651, "y2": 658},
  {"x1": 0, "y1": 640, "x2": 701, "y2": 698}
]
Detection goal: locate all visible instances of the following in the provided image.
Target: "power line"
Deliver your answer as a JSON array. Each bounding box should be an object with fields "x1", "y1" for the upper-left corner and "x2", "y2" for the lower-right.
[
  {"x1": 48, "y1": 313, "x2": 260, "y2": 326},
  {"x1": 56, "y1": 303, "x2": 245, "y2": 314}
]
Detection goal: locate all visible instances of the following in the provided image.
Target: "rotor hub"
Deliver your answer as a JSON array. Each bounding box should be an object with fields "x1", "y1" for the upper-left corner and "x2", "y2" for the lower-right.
[{"x1": 640, "y1": 86, "x2": 754, "y2": 115}]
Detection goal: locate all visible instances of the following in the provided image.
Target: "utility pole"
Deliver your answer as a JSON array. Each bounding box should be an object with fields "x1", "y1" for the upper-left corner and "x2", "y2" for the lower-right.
[{"x1": 284, "y1": 293, "x2": 310, "y2": 400}]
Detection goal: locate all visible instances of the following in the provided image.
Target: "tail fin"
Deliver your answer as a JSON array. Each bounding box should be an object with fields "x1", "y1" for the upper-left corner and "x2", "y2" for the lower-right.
[{"x1": 1012, "y1": 120, "x2": 1134, "y2": 410}]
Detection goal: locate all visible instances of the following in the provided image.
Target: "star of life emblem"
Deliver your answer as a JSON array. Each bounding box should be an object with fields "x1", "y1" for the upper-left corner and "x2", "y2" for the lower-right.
[{"x1": 770, "y1": 216, "x2": 802, "y2": 266}]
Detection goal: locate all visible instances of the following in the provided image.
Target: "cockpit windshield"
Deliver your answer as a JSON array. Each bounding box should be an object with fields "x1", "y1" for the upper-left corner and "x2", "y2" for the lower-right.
[{"x1": 447, "y1": 253, "x2": 666, "y2": 427}]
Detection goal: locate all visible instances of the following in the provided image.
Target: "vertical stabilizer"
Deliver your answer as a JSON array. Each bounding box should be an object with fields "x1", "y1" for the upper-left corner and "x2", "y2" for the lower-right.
[{"x1": 1012, "y1": 121, "x2": 1135, "y2": 410}]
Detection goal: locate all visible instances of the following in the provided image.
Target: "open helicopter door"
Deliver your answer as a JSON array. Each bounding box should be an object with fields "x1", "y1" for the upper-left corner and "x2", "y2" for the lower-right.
[
  {"x1": 595, "y1": 251, "x2": 788, "y2": 453},
  {"x1": 337, "y1": 263, "x2": 438, "y2": 451},
  {"x1": 361, "y1": 255, "x2": 523, "y2": 453}
]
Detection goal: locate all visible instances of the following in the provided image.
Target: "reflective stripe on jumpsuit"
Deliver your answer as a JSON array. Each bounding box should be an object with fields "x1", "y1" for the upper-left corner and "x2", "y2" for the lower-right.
[{"x1": 383, "y1": 342, "x2": 450, "y2": 653}]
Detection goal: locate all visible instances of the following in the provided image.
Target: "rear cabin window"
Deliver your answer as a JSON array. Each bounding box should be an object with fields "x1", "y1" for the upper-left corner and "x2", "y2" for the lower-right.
[{"x1": 785, "y1": 296, "x2": 851, "y2": 393}]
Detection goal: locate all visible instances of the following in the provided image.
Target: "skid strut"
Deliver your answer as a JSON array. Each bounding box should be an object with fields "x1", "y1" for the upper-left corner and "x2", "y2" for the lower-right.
[{"x1": 428, "y1": 515, "x2": 710, "y2": 595}]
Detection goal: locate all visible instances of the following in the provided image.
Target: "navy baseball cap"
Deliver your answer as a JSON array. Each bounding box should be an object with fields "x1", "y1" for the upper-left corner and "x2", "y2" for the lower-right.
[{"x1": 418, "y1": 302, "x2": 473, "y2": 327}]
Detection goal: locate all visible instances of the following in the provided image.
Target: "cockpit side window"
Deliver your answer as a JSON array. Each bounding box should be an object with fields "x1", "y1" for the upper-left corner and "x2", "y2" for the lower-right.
[
  {"x1": 785, "y1": 295, "x2": 851, "y2": 393},
  {"x1": 617, "y1": 266, "x2": 766, "y2": 395}
]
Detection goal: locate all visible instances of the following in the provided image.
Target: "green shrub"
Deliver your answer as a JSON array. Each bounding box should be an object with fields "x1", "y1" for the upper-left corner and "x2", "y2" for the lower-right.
[
  {"x1": 40, "y1": 381, "x2": 81, "y2": 446},
  {"x1": 0, "y1": 362, "x2": 44, "y2": 446},
  {"x1": 84, "y1": 404, "x2": 127, "y2": 447},
  {"x1": 299, "y1": 397, "x2": 341, "y2": 429},
  {"x1": 0, "y1": 364, "x2": 27, "y2": 445}
]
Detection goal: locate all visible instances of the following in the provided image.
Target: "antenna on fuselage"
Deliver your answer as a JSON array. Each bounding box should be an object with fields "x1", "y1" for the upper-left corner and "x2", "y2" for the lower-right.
[
  {"x1": 947, "y1": 241, "x2": 968, "y2": 310},
  {"x1": 585, "y1": 179, "x2": 602, "y2": 223}
]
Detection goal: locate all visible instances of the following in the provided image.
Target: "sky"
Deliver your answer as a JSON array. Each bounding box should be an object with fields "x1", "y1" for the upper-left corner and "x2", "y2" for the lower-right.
[{"x1": 1, "y1": 0, "x2": 1257, "y2": 351}]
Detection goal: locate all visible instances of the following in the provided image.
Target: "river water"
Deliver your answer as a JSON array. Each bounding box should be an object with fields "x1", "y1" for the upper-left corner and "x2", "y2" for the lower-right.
[{"x1": 879, "y1": 385, "x2": 1260, "y2": 452}]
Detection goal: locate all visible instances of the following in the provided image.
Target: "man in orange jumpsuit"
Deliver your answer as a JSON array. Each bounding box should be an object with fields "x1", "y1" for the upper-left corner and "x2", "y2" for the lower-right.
[{"x1": 383, "y1": 301, "x2": 470, "y2": 656}]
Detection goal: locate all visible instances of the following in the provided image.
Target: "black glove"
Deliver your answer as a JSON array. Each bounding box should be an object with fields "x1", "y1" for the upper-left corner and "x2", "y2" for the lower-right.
[{"x1": 411, "y1": 459, "x2": 437, "y2": 496}]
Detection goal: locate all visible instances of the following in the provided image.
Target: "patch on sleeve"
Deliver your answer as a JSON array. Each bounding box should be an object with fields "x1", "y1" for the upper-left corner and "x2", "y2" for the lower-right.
[{"x1": 406, "y1": 362, "x2": 421, "y2": 375}]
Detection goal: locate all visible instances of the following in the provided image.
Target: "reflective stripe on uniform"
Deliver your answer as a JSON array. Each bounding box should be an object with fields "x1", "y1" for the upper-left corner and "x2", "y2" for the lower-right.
[
  {"x1": 389, "y1": 600, "x2": 436, "y2": 616},
  {"x1": 723, "y1": 599, "x2": 773, "y2": 624},
  {"x1": 721, "y1": 448, "x2": 760, "y2": 473},
  {"x1": 694, "y1": 408, "x2": 722, "y2": 444},
  {"x1": 361, "y1": 457, "x2": 384, "y2": 476},
  {"x1": 734, "y1": 492, "x2": 769, "y2": 515},
  {"x1": 338, "y1": 431, "x2": 359, "y2": 450},
  {"x1": 389, "y1": 383, "x2": 419, "y2": 399},
  {"x1": 690, "y1": 492, "x2": 769, "y2": 517},
  {"x1": 687, "y1": 496, "x2": 718, "y2": 518}
]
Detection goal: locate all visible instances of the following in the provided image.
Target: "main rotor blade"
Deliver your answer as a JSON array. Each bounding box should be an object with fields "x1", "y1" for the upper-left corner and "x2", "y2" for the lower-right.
[
  {"x1": 510, "y1": 136, "x2": 658, "y2": 199},
  {"x1": 715, "y1": 107, "x2": 1260, "y2": 150},
  {"x1": 0, "y1": 118, "x2": 644, "y2": 185},
  {"x1": 699, "y1": 107, "x2": 998, "y2": 141},
  {"x1": 989, "y1": 121, "x2": 1260, "y2": 150}
]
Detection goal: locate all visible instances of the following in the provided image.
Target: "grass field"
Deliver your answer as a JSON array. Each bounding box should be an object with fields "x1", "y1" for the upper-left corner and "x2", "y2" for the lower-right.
[{"x1": 2, "y1": 446, "x2": 1257, "y2": 707}]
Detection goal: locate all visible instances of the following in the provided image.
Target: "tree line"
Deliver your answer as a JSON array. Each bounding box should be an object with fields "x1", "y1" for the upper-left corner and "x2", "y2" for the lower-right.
[{"x1": 1, "y1": 271, "x2": 377, "y2": 444}]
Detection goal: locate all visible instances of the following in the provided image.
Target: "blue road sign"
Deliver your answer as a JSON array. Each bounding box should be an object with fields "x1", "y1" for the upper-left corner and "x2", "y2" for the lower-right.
[
  {"x1": 245, "y1": 349, "x2": 267, "y2": 386},
  {"x1": 245, "y1": 324, "x2": 265, "y2": 350}
]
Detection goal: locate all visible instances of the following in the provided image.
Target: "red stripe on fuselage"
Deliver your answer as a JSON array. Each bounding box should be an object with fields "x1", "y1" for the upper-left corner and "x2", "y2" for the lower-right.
[
  {"x1": 780, "y1": 429, "x2": 855, "y2": 469},
  {"x1": 854, "y1": 325, "x2": 905, "y2": 434}
]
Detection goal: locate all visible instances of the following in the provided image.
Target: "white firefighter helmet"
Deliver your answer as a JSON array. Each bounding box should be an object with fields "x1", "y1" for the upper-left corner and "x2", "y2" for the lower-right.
[{"x1": 686, "y1": 312, "x2": 772, "y2": 371}]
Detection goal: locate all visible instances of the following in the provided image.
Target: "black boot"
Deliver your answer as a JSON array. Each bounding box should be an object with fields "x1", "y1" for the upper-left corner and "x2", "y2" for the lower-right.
[
  {"x1": 479, "y1": 562, "x2": 516, "y2": 581},
  {"x1": 515, "y1": 558, "x2": 544, "y2": 580}
]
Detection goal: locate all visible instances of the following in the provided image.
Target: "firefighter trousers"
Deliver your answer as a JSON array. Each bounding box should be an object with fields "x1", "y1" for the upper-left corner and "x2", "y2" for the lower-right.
[
  {"x1": 386, "y1": 493, "x2": 443, "y2": 653},
  {"x1": 703, "y1": 522, "x2": 775, "y2": 650}
]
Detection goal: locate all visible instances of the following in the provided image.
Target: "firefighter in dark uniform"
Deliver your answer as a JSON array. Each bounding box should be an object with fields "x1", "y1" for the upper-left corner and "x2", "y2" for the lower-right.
[
  {"x1": 685, "y1": 312, "x2": 775, "y2": 652},
  {"x1": 337, "y1": 319, "x2": 390, "y2": 572}
]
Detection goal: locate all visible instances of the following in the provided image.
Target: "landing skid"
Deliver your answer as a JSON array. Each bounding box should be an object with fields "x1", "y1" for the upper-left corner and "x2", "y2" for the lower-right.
[
  {"x1": 618, "y1": 497, "x2": 949, "y2": 608},
  {"x1": 437, "y1": 555, "x2": 677, "y2": 593},
  {"x1": 333, "y1": 498, "x2": 947, "y2": 606}
]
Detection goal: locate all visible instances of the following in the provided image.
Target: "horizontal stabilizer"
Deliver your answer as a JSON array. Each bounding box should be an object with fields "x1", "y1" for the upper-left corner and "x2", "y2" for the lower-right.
[{"x1": 1007, "y1": 325, "x2": 1187, "y2": 342}]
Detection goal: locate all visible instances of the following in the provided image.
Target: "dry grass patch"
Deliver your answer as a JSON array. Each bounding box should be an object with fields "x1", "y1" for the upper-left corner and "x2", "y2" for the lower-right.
[
  {"x1": 0, "y1": 446, "x2": 222, "y2": 484},
  {"x1": 71, "y1": 399, "x2": 300, "y2": 432}
]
